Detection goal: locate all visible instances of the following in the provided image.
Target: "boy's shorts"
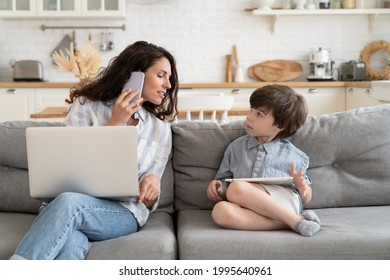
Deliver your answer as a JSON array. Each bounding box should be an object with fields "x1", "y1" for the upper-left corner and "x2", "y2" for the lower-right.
[{"x1": 262, "y1": 185, "x2": 303, "y2": 215}]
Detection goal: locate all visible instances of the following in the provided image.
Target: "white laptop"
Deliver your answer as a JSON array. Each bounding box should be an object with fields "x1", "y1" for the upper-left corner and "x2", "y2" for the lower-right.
[{"x1": 26, "y1": 126, "x2": 139, "y2": 201}]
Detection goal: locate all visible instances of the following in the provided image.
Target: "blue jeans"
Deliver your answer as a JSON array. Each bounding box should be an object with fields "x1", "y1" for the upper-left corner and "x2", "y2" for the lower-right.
[{"x1": 10, "y1": 192, "x2": 139, "y2": 260}]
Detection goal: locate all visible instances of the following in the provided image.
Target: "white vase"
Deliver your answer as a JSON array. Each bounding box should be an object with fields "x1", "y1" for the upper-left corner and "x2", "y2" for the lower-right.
[
  {"x1": 253, "y1": 0, "x2": 275, "y2": 10},
  {"x1": 293, "y1": 0, "x2": 307, "y2": 9}
]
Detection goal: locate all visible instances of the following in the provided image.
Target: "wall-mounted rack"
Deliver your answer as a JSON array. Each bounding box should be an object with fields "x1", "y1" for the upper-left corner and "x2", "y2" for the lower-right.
[{"x1": 40, "y1": 24, "x2": 126, "y2": 31}]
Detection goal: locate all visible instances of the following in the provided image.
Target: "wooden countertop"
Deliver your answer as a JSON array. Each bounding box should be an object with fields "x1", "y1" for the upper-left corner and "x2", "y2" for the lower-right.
[{"x1": 1, "y1": 81, "x2": 372, "y2": 89}]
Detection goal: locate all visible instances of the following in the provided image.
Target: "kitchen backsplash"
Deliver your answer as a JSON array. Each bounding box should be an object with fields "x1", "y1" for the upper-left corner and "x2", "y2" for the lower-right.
[{"x1": 0, "y1": 0, "x2": 389, "y2": 83}]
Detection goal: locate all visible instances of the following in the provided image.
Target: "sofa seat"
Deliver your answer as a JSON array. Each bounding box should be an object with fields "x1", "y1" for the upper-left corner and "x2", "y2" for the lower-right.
[
  {"x1": 177, "y1": 206, "x2": 390, "y2": 260},
  {"x1": 87, "y1": 212, "x2": 176, "y2": 260},
  {"x1": 0, "y1": 212, "x2": 36, "y2": 259}
]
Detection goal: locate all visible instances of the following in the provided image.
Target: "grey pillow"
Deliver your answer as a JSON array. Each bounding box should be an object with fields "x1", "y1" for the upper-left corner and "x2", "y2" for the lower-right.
[
  {"x1": 291, "y1": 105, "x2": 390, "y2": 208},
  {"x1": 0, "y1": 121, "x2": 63, "y2": 213},
  {"x1": 172, "y1": 121, "x2": 246, "y2": 211}
]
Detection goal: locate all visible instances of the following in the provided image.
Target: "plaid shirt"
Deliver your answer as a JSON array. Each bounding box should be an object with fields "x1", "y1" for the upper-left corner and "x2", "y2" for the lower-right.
[{"x1": 64, "y1": 96, "x2": 172, "y2": 226}]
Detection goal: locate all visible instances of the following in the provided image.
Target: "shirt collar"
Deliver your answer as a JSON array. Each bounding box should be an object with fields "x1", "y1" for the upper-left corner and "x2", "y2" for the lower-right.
[{"x1": 247, "y1": 136, "x2": 283, "y2": 153}]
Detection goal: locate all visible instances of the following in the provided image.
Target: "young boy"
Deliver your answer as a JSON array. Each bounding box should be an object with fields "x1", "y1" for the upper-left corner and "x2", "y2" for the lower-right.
[{"x1": 206, "y1": 84, "x2": 320, "y2": 237}]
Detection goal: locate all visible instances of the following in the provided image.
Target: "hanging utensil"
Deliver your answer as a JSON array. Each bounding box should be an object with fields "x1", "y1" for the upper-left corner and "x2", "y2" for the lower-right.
[{"x1": 108, "y1": 32, "x2": 114, "y2": 51}]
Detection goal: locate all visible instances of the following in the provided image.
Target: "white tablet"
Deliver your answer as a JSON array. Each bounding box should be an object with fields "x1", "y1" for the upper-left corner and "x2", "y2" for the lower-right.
[{"x1": 225, "y1": 177, "x2": 293, "y2": 186}]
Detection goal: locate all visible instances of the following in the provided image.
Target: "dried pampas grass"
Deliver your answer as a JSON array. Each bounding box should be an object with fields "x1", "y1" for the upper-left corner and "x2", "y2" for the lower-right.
[{"x1": 52, "y1": 42, "x2": 101, "y2": 81}]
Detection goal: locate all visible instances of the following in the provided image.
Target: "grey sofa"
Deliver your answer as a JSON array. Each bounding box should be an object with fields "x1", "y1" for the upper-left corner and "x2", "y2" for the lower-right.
[{"x1": 1, "y1": 105, "x2": 390, "y2": 259}]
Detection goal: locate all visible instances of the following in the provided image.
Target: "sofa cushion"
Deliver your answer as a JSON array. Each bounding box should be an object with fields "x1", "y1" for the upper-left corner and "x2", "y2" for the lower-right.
[
  {"x1": 291, "y1": 105, "x2": 390, "y2": 208},
  {"x1": 172, "y1": 105, "x2": 390, "y2": 210},
  {"x1": 0, "y1": 121, "x2": 63, "y2": 214},
  {"x1": 86, "y1": 212, "x2": 176, "y2": 259},
  {"x1": 0, "y1": 212, "x2": 37, "y2": 259},
  {"x1": 177, "y1": 207, "x2": 390, "y2": 259},
  {"x1": 0, "y1": 212, "x2": 177, "y2": 260},
  {"x1": 172, "y1": 121, "x2": 246, "y2": 211}
]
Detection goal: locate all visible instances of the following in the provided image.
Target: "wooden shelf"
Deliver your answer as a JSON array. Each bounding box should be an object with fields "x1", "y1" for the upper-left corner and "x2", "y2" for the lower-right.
[{"x1": 251, "y1": 8, "x2": 390, "y2": 33}]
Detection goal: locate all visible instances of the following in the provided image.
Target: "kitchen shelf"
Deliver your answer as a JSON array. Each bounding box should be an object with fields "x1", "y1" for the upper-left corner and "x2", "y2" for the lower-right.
[{"x1": 251, "y1": 8, "x2": 390, "y2": 33}]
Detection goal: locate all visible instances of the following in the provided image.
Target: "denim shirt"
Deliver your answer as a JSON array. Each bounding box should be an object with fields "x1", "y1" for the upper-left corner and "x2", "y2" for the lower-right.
[
  {"x1": 215, "y1": 135, "x2": 311, "y2": 186},
  {"x1": 64, "y1": 97, "x2": 172, "y2": 226}
]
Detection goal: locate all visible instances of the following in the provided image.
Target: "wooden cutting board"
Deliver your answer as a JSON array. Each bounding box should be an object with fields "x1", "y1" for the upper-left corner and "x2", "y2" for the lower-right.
[{"x1": 248, "y1": 60, "x2": 303, "y2": 82}]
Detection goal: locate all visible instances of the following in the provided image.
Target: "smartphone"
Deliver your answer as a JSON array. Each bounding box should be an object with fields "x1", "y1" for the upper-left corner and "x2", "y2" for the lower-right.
[{"x1": 122, "y1": 71, "x2": 145, "y2": 106}]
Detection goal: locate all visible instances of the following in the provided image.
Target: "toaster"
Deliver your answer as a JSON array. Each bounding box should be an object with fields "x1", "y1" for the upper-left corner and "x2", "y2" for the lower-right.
[
  {"x1": 12, "y1": 60, "x2": 45, "y2": 82},
  {"x1": 340, "y1": 61, "x2": 366, "y2": 81}
]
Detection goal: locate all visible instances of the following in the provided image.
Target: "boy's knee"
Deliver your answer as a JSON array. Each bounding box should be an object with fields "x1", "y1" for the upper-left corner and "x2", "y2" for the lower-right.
[
  {"x1": 212, "y1": 201, "x2": 233, "y2": 227},
  {"x1": 226, "y1": 182, "x2": 246, "y2": 201}
]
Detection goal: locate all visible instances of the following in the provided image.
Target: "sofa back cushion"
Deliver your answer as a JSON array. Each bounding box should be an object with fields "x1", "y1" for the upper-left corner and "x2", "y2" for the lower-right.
[
  {"x1": 291, "y1": 105, "x2": 390, "y2": 209},
  {"x1": 0, "y1": 121, "x2": 174, "y2": 214},
  {"x1": 172, "y1": 121, "x2": 246, "y2": 210},
  {"x1": 172, "y1": 105, "x2": 390, "y2": 211},
  {"x1": 0, "y1": 121, "x2": 63, "y2": 214}
]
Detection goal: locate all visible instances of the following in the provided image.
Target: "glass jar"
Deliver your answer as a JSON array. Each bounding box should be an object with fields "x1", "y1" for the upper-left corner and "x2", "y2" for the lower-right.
[
  {"x1": 384, "y1": 0, "x2": 390, "y2": 8},
  {"x1": 320, "y1": 0, "x2": 331, "y2": 9},
  {"x1": 343, "y1": 0, "x2": 356, "y2": 8},
  {"x1": 331, "y1": 0, "x2": 342, "y2": 8}
]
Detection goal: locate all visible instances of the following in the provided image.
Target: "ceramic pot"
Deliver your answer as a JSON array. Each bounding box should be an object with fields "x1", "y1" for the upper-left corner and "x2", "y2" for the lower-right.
[
  {"x1": 253, "y1": 0, "x2": 275, "y2": 10},
  {"x1": 293, "y1": 0, "x2": 307, "y2": 9}
]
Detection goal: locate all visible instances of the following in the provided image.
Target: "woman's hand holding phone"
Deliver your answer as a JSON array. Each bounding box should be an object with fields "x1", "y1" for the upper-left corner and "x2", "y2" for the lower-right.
[{"x1": 107, "y1": 89, "x2": 143, "y2": 126}]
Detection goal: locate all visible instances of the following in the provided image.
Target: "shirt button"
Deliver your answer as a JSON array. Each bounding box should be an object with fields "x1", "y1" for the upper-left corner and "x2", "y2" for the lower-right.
[
  {"x1": 252, "y1": 172, "x2": 257, "y2": 177},
  {"x1": 257, "y1": 157, "x2": 261, "y2": 161},
  {"x1": 259, "y1": 145, "x2": 264, "y2": 151}
]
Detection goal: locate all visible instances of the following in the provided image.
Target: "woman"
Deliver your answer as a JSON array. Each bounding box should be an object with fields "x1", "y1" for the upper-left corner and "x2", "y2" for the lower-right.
[{"x1": 10, "y1": 41, "x2": 179, "y2": 260}]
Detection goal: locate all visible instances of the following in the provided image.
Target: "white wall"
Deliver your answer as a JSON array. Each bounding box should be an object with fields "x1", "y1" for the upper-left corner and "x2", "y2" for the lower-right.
[{"x1": 0, "y1": 0, "x2": 389, "y2": 83}]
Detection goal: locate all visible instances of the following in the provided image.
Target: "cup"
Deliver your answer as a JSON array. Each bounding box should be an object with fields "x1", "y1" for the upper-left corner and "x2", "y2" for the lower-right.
[{"x1": 343, "y1": 0, "x2": 356, "y2": 8}]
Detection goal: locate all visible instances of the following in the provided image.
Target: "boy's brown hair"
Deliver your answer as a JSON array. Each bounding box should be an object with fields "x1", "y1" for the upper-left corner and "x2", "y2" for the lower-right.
[{"x1": 249, "y1": 84, "x2": 308, "y2": 139}]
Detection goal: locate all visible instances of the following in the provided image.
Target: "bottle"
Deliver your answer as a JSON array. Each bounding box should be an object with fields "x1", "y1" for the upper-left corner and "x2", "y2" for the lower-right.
[
  {"x1": 306, "y1": 0, "x2": 316, "y2": 9},
  {"x1": 342, "y1": 0, "x2": 356, "y2": 8},
  {"x1": 319, "y1": 0, "x2": 331, "y2": 9},
  {"x1": 331, "y1": 0, "x2": 342, "y2": 8}
]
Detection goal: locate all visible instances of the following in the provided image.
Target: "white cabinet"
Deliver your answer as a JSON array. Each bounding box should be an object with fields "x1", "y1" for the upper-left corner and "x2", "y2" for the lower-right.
[
  {"x1": 294, "y1": 87, "x2": 345, "y2": 115},
  {"x1": 345, "y1": 87, "x2": 390, "y2": 110},
  {"x1": 181, "y1": 86, "x2": 346, "y2": 118},
  {"x1": 34, "y1": 88, "x2": 70, "y2": 111},
  {"x1": 37, "y1": 0, "x2": 80, "y2": 17},
  {"x1": 1, "y1": 0, "x2": 125, "y2": 18},
  {"x1": 0, "y1": 0, "x2": 36, "y2": 17},
  {"x1": 81, "y1": 0, "x2": 125, "y2": 18},
  {"x1": 0, "y1": 87, "x2": 34, "y2": 121}
]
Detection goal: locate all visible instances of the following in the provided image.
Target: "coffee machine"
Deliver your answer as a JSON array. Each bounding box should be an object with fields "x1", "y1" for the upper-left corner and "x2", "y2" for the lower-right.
[{"x1": 307, "y1": 47, "x2": 335, "y2": 81}]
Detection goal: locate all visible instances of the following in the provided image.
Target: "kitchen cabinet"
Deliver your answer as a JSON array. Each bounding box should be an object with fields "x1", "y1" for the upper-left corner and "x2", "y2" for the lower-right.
[
  {"x1": 81, "y1": 0, "x2": 126, "y2": 18},
  {"x1": 251, "y1": 8, "x2": 390, "y2": 33},
  {"x1": 1, "y1": 0, "x2": 125, "y2": 18},
  {"x1": 34, "y1": 88, "x2": 70, "y2": 111},
  {"x1": 345, "y1": 87, "x2": 390, "y2": 110},
  {"x1": 37, "y1": 0, "x2": 80, "y2": 17},
  {"x1": 181, "y1": 86, "x2": 346, "y2": 117},
  {"x1": 0, "y1": 0, "x2": 36, "y2": 17},
  {"x1": 294, "y1": 87, "x2": 345, "y2": 115},
  {"x1": 0, "y1": 87, "x2": 34, "y2": 121}
]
